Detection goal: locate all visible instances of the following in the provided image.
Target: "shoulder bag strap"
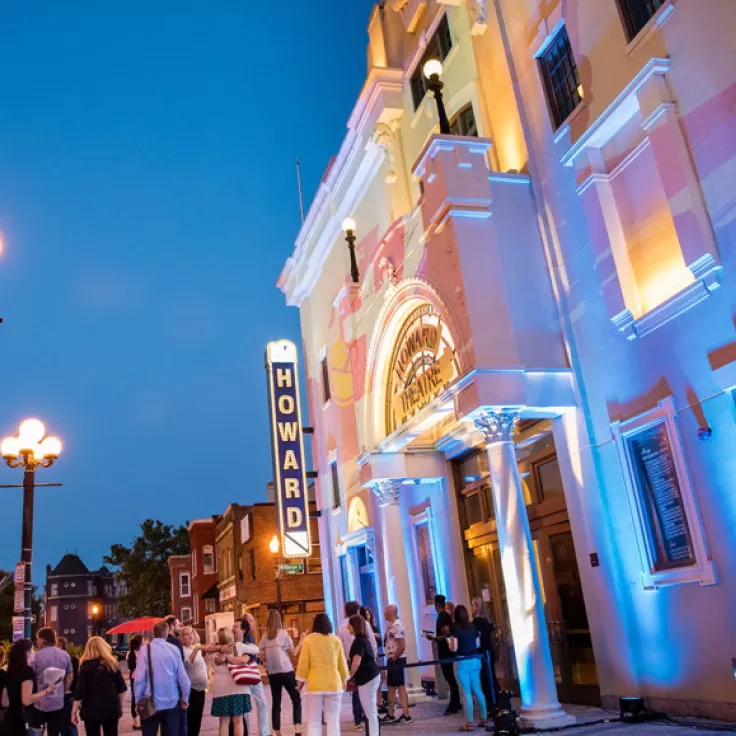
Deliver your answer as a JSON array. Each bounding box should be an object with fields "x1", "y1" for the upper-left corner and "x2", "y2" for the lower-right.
[{"x1": 147, "y1": 643, "x2": 155, "y2": 699}]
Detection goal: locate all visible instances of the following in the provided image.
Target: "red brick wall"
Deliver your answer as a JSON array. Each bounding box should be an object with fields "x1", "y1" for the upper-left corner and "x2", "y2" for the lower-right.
[
  {"x1": 167, "y1": 555, "x2": 192, "y2": 624},
  {"x1": 188, "y1": 520, "x2": 219, "y2": 627},
  {"x1": 239, "y1": 503, "x2": 324, "y2": 636}
]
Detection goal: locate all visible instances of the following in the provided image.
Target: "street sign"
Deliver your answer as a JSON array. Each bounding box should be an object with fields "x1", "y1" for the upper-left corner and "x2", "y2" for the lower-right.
[
  {"x1": 14, "y1": 562, "x2": 24, "y2": 586},
  {"x1": 266, "y1": 339, "x2": 312, "y2": 559},
  {"x1": 14, "y1": 588, "x2": 24, "y2": 613},
  {"x1": 12, "y1": 616, "x2": 24, "y2": 642},
  {"x1": 279, "y1": 563, "x2": 304, "y2": 575}
]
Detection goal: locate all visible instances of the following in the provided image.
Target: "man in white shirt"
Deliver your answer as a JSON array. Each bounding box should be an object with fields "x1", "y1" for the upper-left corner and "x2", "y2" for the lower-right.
[
  {"x1": 338, "y1": 601, "x2": 378, "y2": 731},
  {"x1": 382, "y1": 605, "x2": 412, "y2": 725}
]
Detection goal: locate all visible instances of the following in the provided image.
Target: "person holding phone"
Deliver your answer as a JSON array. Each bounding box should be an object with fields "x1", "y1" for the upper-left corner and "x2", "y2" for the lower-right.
[{"x1": 5, "y1": 639, "x2": 61, "y2": 736}]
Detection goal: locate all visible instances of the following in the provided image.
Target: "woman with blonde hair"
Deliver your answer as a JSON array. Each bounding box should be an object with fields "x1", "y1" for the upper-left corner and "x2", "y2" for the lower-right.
[
  {"x1": 181, "y1": 627, "x2": 208, "y2": 736},
  {"x1": 209, "y1": 627, "x2": 258, "y2": 736},
  {"x1": 259, "y1": 609, "x2": 301, "y2": 736},
  {"x1": 71, "y1": 637, "x2": 127, "y2": 736}
]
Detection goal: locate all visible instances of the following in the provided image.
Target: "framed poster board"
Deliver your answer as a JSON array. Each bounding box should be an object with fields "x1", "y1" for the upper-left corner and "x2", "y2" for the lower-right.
[
  {"x1": 626, "y1": 422, "x2": 695, "y2": 571},
  {"x1": 612, "y1": 397, "x2": 716, "y2": 589}
]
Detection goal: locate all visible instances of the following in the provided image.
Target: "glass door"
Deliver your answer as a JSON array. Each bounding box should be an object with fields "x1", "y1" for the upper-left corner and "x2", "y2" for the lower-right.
[{"x1": 536, "y1": 527, "x2": 600, "y2": 705}]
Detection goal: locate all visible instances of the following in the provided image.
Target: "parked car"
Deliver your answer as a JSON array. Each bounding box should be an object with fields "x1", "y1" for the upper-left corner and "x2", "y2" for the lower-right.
[{"x1": 111, "y1": 641, "x2": 129, "y2": 661}]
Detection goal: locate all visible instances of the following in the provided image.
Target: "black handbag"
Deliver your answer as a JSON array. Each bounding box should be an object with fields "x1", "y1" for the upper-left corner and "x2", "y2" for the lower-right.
[{"x1": 135, "y1": 644, "x2": 157, "y2": 720}]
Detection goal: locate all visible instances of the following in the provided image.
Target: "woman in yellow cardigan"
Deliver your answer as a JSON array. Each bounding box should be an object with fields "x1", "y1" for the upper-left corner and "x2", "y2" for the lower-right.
[{"x1": 296, "y1": 614, "x2": 349, "y2": 736}]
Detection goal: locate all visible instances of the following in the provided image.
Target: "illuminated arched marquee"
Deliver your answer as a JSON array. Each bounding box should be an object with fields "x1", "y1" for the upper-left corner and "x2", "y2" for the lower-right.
[{"x1": 385, "y1": 304, "x2": 460, "y2": 435}]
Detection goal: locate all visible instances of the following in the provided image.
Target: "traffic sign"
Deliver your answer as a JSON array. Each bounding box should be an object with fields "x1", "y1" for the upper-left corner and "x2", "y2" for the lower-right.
[
  {"x1": 12, "y1": 616, "x2": 24, "y2": 642},
  {"x1": 14, "y1": 562, "x2": 24, "y2": 586},
  {"x1": 279, "y1": 563, "x2": 304, "y2": 575},
  {"x1": 14, "y1": 588, "x2": 24, "y2": 613}
]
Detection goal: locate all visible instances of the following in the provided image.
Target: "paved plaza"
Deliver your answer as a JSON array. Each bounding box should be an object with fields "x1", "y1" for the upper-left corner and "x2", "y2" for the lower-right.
[{"x1": 102, "y1": 691, "x2": 735, "y2": 736}]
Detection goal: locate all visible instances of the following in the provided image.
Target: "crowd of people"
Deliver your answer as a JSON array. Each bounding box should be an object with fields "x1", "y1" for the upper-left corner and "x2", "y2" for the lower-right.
[{"x1": 0, "y1": 594, "x2": 500, "y2": 736}]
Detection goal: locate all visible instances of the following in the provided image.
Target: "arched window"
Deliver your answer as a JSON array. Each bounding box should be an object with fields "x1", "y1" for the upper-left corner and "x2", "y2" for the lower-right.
[{"x1": 202, "y1": 546, "x2": 215, "y2": 574}]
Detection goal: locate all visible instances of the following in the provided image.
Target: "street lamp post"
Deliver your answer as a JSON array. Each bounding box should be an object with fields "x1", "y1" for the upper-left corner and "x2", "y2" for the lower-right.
[
  {"x1": 269, "y1": 535, "x2": 283, "y2": 617},
  {"x1": 91, "y1": 603, "x2": 101, "y2": 636},
  {"x1": 423, "y1": 59, "x2": 451, "y2": 135},
  {"x1": 1, "y1": 419, "x2": 62, "y2": 640},
  {"x1": 342, "y1": 218, "x2": 360, "y2": 284}
]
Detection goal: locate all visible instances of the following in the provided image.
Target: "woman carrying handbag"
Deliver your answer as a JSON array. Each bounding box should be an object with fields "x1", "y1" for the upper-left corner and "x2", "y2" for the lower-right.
[{"x1": 209, "y1": 628, "x2": 259, "y2": 736}]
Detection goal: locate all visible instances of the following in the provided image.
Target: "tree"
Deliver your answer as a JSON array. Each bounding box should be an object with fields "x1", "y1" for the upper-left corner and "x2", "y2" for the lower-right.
[{"x1": 104, "y1": 520, "x2": 189, "y2": 618}]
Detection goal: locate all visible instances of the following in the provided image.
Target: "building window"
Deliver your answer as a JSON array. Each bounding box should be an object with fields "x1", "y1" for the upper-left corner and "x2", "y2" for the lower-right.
[
  {"x1": 249, "y1": 550, "x2": 256, "y2": 581},
  {"x1": 50, "y1": 606, "x2": 58, "y2": 622},
  {"x1": 339, "y1": 554, "x2": 351, "y2": 604},
  {"x1": 449, "y1": 104, "x2": 478, "y2": 137},
  {"x1": 539, "y1": 26, "x2": 583, "y2": 129},
  {"x1": 535, "y1": 457, "x2": 565, "y2": 502},
  {"x1": 617, "y1": 0, "x2": 667, "y2": 41},
  {"x1": 181, "y1": 607, "x2": 192, "y2": 624},
  {"x1": 241, "y1": 514, "x2": 251, "y2": 543},
  {"x1": 50, "y1": 584, "x2": 58, "y2": 596},
  {"x1": 321, "y1": 357, "x2": 331, "y2": 403},
  {"x1": 331, "y1": 461, "x2": 341, "y2": 510},
  {"x1": 206, "y1": 598, "x2": 216, "y2": 614},
  {"x1": 87, "y1": 581, "x2": 93, "y2": 595},
  {"x1": 414, "y1": 522, "x2": 438, "y2": 605},
  {"x1": 307, "y1": 521, "x2": 322, "y2": 574},
  {"x1": 180, "y1": 572, "x2": 190, "y2": 597},
  {"x1": 410, "y1": 14, "x2": 453, "y2": 110},
  {"x1": 192, "y1": 550, "x2": 197, "y2": 577},
  {"x1": 203, "y1": 546, "x2": 215, "y2": 574}
]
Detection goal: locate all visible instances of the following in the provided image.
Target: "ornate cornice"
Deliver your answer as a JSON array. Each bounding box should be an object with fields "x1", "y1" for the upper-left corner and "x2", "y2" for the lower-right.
[
  {"x1": 474, "y1": 410, "x2": 520, "y2": 444},
  {"x1": 371, "y1": 479, "x2": 402, "y2": 507}
]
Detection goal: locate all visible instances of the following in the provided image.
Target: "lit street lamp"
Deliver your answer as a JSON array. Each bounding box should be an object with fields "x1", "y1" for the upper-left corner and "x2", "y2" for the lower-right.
[
  {"x1": 423, "y1": 59, "x2": 451, "y2": 135},
  {"x1": 269, "y1": 535, "x2": 283, "y2": 617},
  {"x1": 91, "y1": 603, "x2": 101, "y2": 636},
  {"x1": 2, "y1": 419, "x2": 62, "y2": 639},
  {"x1": 342, "y1": 218, "x2": 360, "y2": 284}
]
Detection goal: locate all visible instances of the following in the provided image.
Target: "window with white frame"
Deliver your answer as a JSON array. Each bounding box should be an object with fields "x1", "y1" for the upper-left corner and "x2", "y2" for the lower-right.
[
  {"x1": 50, "y1": 606, "x2": 58, "y2": 623},
  {"x1": 612, "y1": 397, "x2": 716, "y2": 589},
  {"x1": 203, "y1": 546, "x2": 215, "y2": 574},
  {"x1": 180, "y1": 572, "x2": 191, "y2": 597},
  {"x1": 181, "y1": 607, "x2": 192, "y2": 624},
  {"x1": 50, "y1": 584, "x2": 58, "y2": 596}
]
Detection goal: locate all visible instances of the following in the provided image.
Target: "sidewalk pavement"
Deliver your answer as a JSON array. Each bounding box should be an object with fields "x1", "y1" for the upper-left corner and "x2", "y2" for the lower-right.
[{"x1": 99, "y1": 691, "x2": 736, "y2": 736}]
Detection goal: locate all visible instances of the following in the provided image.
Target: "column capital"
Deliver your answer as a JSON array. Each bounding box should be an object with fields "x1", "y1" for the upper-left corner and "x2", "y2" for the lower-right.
[
  {"x1": 371, "y1": 479, "x2": 402, "y2": 507},
  {"x1": 474, "y1": 409, "x2": 520, "y2": 444}
]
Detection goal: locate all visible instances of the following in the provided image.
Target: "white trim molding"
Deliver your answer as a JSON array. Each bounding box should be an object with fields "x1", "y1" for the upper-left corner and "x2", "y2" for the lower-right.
[{"x1": 611, "y1": 397, "x2": 717, "y2": 590}]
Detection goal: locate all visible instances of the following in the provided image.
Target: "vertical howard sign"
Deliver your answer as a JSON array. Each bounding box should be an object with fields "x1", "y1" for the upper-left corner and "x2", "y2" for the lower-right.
[{"x1": 266, "y1": 340, "x2": 312, "y2": 559}]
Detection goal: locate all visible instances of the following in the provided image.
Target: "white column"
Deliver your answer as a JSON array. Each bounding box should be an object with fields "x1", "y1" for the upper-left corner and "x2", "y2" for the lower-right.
[
  {"x1": 372, "y1": 479, "x2": 423, "y2": 699},
  {"x1": 475, "y1": 410, "x2": 574, "y2": 728}
]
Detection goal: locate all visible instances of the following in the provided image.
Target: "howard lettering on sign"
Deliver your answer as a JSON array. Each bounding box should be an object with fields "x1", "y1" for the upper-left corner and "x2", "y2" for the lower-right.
[{"x1": 266, "y1": 340, "x2": 312, "y2": 559}]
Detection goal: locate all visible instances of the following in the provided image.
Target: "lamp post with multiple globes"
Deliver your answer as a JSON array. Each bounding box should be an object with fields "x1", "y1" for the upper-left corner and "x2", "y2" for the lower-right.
[
  {"x1": 1, "y1": 419, "x2": 62, "y2": 639},
  {"x1": 269, "y1": 535, "x2": 283, "y2": 617},
  {"x1": 423, "y1": 59, "x2": 451, "y2": 135}
]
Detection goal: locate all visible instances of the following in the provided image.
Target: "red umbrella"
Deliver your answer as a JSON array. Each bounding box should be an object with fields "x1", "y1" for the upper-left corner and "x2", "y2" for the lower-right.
[{"x1": 106, "y1": 617, "x2": 163, "y2": 635}]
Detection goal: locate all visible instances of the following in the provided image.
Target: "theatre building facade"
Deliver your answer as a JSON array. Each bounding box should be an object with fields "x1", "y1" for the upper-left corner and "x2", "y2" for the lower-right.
[{"x1": 278, "y1": 0, "x2": 736, "y2": 724}]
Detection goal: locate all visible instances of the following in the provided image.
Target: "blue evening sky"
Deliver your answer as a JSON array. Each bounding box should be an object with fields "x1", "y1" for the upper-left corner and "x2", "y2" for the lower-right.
[{"x1": 0, "y1": 1, "x2": 374, "y2": 580}]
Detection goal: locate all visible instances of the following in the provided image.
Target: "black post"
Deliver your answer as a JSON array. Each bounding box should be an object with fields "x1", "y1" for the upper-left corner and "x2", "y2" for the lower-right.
[
  {"x1": 275, "y1": 562, "x2": 283, "y2": 617},
  {"x1": 483, "y1": 650, "x2": 498, "y2": 711},
  {"x1": 428, "y1": 75, "x2": 451, "y2": 135},
  {"x1": 21, "y1": 468, "x2": 35, "y2": 640},
  {"x1": 345, "y1": 231, "x2": 360, "y2": 284}
]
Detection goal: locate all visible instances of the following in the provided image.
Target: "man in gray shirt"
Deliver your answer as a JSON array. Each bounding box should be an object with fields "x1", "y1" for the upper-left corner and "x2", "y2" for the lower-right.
[{"x1": 33, "y1": 628, "x2": 73, "y2": 736}]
